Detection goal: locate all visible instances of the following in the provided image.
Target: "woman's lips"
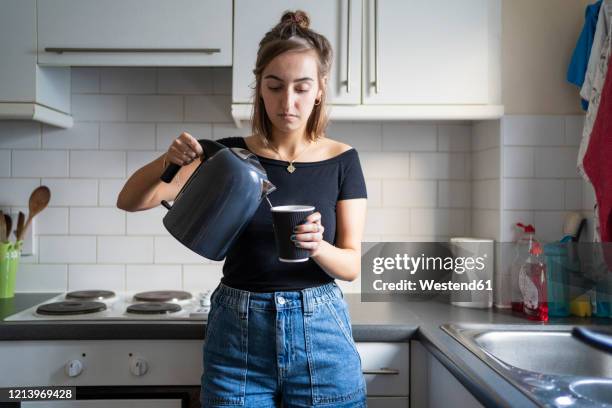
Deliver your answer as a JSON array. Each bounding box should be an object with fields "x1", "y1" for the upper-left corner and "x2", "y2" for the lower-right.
[{"x1": 279, "y1": 114, "x2": 298, "y2": 121}]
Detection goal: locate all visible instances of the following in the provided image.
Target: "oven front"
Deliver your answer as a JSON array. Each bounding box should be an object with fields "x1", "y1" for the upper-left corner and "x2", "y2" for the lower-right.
[{"x1": 0, "y1": 340, "x2": 204, "y2": 408}]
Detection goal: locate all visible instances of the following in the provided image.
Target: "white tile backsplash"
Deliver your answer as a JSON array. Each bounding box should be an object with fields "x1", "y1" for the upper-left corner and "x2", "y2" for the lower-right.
[
  {"x1": 12, "y1": 150, "x2": 69, "y2": 177},
  {"x1": 70, "y1": 150, "x2": 126, "y2": 178},
  {"x1": 98, "y1": 236, "x2": 154, "y2": 264},
  {"x1": 126, "y1": 206, "x2": 168, "y2": 235},
  {"x1": 437, "y1": 124, "x2": 472, "y2": 152},
  {"x1": 382, "y1": 123, "x2": 437, "y2": 151},
  {"x1": 156, "y1": 123, "x2": 213, "y2": 149},
  {"x1": 382, "y1": 180, "x2": 437, "y2": 207},
  {"x1": 100, "y1": 68, "x2": 157, "y2": 94},
  {"x1": 438, "y1": 181, "x2": 471, "y2": 208},
  {"x1": 15, "y1": 264, "x2": 68, "y2": 292},
  {"x1": 410, "y1": 152, "x2": 467, "y2": 180},
  {"x1": 153, "y1": 236, "x2": 210, "y2": 264},
  {"x1": 0, "y1": 121, "x2": 41, "y2": 149},
  {"x1": 0, "y1": 179, "x2": 41, "y2": 206},
  {"x1": 326, "y1": 122, "x2": 382, "y2": 151},
  {"x1": 564, "y1": 115, "x2": 584, "y2": 146},
  {"x1": 360, "y1": 152, "x2": 411, "y2": 179},
  {"x1": 36, "y1": 207, "x2": 69, "y2": 234},
  {"x1": 183, "y1": 264, "x2": 224, "y2": 291},
  {"x1": 69, "y1": 207, "x2": 126, "y2": 235},
  {"x1": 42, "y1": 122, "x2": 99, "y2": 150},
  {"x1": 184, "y1": 95, "x2": 233, "y2": 122},
  {"x1": 100, "y1": 123, "x2": 156, "y2": 150},
  {"x1": 99, "y1": 179, "x2": 128, "y2": 206},
  {"x1": 127, "y1": 151, "x2": 163, "y2": 175},
  {"x1": 43, "y1": 179, "x2": 98, "y2": 206},
  {"x1": 157, "y1": 68, "x2": 213, "y2": 95},
  {"x1": 534, "y1": 147, "x2": 579, "y2": 178},
  {"x1": 126, "y1": 264, "x2": 182, "y2": 291},
  {"x1": 72, "y1": 94, "x2": 128, "y2": 122},
  {"x1": 127, "y1": 95, "x2": 183, "y2": 122},
  {"x1": 1, "y1": 68, "x2": 589, "y2": 293},
  {"x1": 503, "y1": 179, "x2": 565, "y2": 210},
  {"x1": 71, "y1": 68, "x2": 100, "y2": 94},
  {"x1": 503, "y1": 147, "x2": 534, "y2": 178},
  {"x1": 502, "y1": 115, "x2": 564, "y2": 146},
  {"x1": 68, "y1": 264, "x2": 125, "y2": 291},
  {"x1": 39, "y1": 236, "x2": 97, "y2": 263}
]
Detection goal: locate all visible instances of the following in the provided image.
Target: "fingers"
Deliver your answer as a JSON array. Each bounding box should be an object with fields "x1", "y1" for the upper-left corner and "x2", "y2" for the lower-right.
[{"x1": 167, "y1": 132, "x2": 203, "y2": 166}]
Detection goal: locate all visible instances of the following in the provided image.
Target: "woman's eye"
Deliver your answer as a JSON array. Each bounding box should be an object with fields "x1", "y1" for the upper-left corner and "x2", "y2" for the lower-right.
[{"x1": 268, "y1": 87, "x2": 282, "y2": 91}]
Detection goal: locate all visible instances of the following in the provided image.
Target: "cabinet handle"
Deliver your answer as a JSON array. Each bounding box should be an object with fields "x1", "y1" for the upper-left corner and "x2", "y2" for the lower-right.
[
  {"x1": 345, "y1": 0, "x2": 351, "y2": 93},
  {"x1": 373, "y1": 0, "x2": 379, "y2": 94},
  {"x1": 44, "y1": 48, "x2": 221, "y2": 54},
  {"x1": 362, "y1": 368, "x2": 399, "y2": 375}
]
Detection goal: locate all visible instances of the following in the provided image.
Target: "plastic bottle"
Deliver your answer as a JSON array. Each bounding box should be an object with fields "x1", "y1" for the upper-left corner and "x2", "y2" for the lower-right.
[
  {"x1": 519, "y1": 241, "x2": 548, "y2": 321},
  {"x1": 510, "y1": 223, "x2": 537, "y2": 313}
]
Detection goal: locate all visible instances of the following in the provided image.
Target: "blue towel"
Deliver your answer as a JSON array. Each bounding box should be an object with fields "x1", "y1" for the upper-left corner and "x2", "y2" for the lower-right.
[{"x1": 567, "y1": 0, "x2": 602, "y2": 110}]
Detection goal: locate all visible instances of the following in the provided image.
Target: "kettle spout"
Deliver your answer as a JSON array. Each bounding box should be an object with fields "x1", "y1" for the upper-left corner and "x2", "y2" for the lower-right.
[{"x1": 261, "y1": 179, "x2": 276, "y2": 199}]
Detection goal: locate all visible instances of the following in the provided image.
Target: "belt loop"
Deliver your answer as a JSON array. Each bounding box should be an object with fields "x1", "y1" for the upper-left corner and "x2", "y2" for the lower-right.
[
  {"x1": 239, "y1": 289, "x2": 250, "y2": 320},
  {"x1": 301, "y1": 287, "x2": 314, "y2": 316}
]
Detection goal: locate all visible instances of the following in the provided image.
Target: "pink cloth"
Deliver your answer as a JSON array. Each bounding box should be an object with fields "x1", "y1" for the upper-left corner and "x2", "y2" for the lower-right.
[{"x1": 583, "y1": 49, "x2": 612, "y2": 243}]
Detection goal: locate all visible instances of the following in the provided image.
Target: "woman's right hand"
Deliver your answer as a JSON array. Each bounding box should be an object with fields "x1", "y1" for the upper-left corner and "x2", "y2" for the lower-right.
[{"x1": 165, "y1": 132, "x2": 204, "y2": 166}]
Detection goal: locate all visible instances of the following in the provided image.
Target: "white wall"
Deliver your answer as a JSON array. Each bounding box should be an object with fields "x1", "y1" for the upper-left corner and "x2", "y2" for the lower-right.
[{"x1": 0, "y1": 67, "x2": 475, "y2": 294}]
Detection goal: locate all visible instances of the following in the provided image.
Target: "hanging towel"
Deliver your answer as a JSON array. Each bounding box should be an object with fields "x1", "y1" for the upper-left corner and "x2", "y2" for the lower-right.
[
  {"x1": 581, "y1": 1, "x2": 610, "y2": 104},
  {"x1": 568, "y1": 0, "x2": 602, "y2": 110},
  {"x1": 583, "y1": 34, "x2": 612, "y2": 242}
]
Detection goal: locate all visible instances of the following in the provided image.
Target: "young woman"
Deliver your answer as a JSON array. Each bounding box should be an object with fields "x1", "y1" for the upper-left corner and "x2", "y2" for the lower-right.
[{"x1": 117, "y1": 10, "x2": 368, "y2": 408}]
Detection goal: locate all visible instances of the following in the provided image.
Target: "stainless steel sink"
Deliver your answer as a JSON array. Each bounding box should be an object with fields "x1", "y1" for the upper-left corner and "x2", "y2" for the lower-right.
[{"x1": 441, "y1": 324, "x2": 612, "y2": 407}]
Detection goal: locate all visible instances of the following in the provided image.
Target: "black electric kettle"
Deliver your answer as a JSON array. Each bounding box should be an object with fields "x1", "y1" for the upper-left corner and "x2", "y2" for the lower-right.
[{"x1": 160, "y1": 139, "x2": 276, "y2": 261}]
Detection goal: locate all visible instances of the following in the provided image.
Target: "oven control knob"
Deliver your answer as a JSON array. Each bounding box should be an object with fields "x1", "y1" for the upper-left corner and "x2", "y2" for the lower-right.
[
  {"x1": 65, "y1": 359, "x2": 83, "y2": 377},
  {"x1": 129, "y1": 357, "x2": 148, "y2": 376}
]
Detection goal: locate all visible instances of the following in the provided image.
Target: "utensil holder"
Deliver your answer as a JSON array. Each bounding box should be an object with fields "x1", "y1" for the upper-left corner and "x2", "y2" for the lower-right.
[{"x1": 0, "y1": 241, "x2": 22, "y2": 299}]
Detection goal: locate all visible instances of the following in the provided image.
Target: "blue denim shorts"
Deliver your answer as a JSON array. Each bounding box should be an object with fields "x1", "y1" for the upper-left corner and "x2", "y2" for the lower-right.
[{"x1": 200, "y1": 281, "x2": 367, "y2": 408}]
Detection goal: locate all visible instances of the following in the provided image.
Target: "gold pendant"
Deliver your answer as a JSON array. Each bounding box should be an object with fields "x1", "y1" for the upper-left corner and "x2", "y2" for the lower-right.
[{"x1": 287, "y1": 163, "x2": 296, "y2": 173}]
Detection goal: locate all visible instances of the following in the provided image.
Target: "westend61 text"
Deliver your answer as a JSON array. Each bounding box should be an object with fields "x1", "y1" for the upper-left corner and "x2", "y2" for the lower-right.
[{"x1": 372, "y1": 279, "x2": 493, "y2": 292}]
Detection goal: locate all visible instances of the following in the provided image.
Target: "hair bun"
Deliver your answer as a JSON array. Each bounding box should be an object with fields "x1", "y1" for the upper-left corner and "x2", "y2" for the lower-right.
[{"x1": 281, "y1": 10, "x2": 310, "y2": 30}]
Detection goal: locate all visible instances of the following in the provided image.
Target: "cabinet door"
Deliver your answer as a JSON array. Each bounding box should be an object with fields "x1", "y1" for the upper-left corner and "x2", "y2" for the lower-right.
[
  {"x1": 363, "y1": 0, "x2": 498, "y2": 105},
  {"x1": 37, "y1": 0, "x2": 232, "y2": 66},
  {"x1": 410, "y1": 340, "x2": 484, "y2": 408},
  {"x1": 356, "y1": 342, "x2": 409, "y2": 397},
  {"x1": 233, "y1": 0, "x2": 361, "y2": 104}
]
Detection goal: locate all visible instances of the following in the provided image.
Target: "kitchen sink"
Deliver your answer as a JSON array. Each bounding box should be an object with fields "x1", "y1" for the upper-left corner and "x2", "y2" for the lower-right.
[{"x1": 441, "y1": 324, "x2": 612, "y2": 407}]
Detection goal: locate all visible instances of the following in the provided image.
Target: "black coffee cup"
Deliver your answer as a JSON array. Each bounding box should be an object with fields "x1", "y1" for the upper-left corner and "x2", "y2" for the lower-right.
[{"x1": 271, "y1": 205, "x2": 315, "y2": 262}]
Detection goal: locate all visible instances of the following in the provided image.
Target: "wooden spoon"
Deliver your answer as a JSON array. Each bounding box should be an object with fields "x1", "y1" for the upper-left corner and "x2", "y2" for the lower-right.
[
  {"x1": 15, "y1": 212, "x2": 25, "y2": 241},
  {"x1": 4, "y1": 214, "x2": 11, "y2": 242},
  {"x1": 18, "y1": 186, "x2": 51, "y2": 241},
  {"x1": 0, "y1": 211, "x2": 6, "y2": 242}
]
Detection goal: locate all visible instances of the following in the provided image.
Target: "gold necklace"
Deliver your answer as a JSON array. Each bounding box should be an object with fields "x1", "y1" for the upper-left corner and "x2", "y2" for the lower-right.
[{"x1": 267, "y1": 140, "x2": 313, "y2": 173}]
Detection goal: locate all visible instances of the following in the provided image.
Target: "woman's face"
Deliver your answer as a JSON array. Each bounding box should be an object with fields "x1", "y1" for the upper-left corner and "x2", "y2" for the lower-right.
[{"x1": 260, "y1": 50, "x2": 324, "y2": 134}]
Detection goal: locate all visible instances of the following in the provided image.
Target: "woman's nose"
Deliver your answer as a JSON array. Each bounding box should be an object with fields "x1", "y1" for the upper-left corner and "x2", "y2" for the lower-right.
[{"x1": 280, "y1": 89, "x2": 296, "y2": 109}]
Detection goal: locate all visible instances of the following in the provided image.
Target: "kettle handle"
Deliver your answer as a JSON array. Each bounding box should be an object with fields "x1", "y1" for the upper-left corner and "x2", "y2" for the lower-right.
[{"x1": 160, "y1": 139, "x2": 226, "y2": 183}]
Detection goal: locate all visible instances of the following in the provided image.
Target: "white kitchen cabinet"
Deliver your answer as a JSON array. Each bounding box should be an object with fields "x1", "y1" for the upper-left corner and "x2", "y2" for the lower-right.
[
  {"x1": 356, "y1": 342, "x2": 409, "y2": 407},
  {"x1": 363, "y1": 0, "x2": 501, "y2": 105},
  {"x1": 231, "y1": 0, "x2": 502, "y2": 126},
  {"x1": 37, "y1": 0, "x2": 232, "y2": 67},
  {"x1": 0, "y1": 0, "x2": 72, "y2": 128},
  {"x1": 410, "y1": 340, "x2": 484, "y2": 408},
  {"x1": 233, "y1": 0, "x2": 362, "y2": 105}
]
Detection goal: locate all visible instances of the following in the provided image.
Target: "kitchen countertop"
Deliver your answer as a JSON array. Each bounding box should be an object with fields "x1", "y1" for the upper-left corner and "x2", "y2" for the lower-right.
[{"x1": 2, "y1": 292, "x2": 610, "y2": 407}]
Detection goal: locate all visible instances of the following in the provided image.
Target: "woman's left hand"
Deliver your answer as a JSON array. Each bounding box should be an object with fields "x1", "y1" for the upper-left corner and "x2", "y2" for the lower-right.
[{"x1": 291, "y1": 212, "x2": 325, "y2": 257}]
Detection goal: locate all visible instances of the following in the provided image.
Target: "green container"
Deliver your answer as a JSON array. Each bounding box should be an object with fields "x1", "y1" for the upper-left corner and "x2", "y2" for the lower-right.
[{"x1": 0, "y1": 241, "x2": 22, "y2": 299}]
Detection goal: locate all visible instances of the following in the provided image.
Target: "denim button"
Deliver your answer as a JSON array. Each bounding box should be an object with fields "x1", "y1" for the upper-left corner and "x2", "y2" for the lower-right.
[{"x1": 277, "y1": 296, "x2": 286, "y2": 305}]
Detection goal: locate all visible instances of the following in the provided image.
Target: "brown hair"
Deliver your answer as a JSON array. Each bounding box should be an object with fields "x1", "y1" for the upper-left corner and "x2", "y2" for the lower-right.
[{"x1": 251, "y1": 10, "x2": 333, "y2": 145}]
